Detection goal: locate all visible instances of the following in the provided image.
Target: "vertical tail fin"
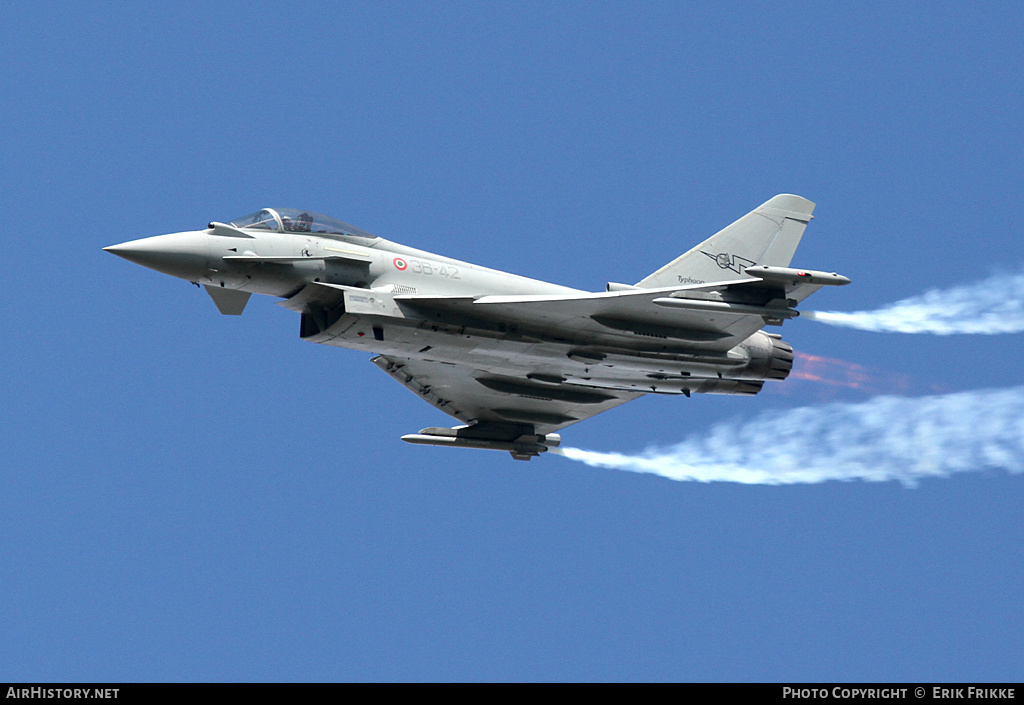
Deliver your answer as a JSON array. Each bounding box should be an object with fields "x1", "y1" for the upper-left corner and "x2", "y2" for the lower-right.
[{"x1": 636, "y1": 194, "x2": 816, "y2": 288}]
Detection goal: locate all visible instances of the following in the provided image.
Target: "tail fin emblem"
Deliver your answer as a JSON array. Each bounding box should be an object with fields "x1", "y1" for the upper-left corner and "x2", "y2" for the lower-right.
[{"x1": 701, "y1": 251, "x2": 756, "y2": 274}]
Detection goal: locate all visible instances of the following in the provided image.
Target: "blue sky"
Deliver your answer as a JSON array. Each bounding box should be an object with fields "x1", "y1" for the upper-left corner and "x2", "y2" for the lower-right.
[{"x1": 2, "y1": 1, "x2": 1023, "y2": 681}]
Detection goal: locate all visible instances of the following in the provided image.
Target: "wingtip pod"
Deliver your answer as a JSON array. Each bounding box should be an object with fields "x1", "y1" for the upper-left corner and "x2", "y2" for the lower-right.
[
  {"x1": 744, "y1": 265, "x2": 850, "y2": 286},
  {"x1": 401, "y1": 427, "x2": 562, "y2": 461}
]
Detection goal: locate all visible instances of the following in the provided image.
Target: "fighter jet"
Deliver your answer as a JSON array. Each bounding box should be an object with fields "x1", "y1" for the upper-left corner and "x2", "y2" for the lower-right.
[{"x1": 105, "y1": 195, "x2": 849, "y2": 460}]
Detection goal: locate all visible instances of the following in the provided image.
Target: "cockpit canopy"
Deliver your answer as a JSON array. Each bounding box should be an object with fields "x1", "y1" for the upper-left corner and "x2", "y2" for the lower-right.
[{"x1": 228, "y1": 208, "x2": 377, "y2": 240}]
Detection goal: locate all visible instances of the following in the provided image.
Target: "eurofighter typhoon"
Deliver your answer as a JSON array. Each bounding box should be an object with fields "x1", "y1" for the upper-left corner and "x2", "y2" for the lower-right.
[{"x1": 105, "y1": 195, "x2": 849, "y2": 460}]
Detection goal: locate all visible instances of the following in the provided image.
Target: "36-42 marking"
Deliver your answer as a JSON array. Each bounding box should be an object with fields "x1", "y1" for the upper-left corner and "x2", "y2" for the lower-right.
[{"x1": 399, "y1": 258, "x2": 459, "y2": 279}]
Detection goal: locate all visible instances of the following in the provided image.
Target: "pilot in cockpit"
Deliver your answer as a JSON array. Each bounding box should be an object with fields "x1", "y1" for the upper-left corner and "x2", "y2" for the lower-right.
[{"x1": 282, "y1": 212, "x2": 314, "y2": 233}]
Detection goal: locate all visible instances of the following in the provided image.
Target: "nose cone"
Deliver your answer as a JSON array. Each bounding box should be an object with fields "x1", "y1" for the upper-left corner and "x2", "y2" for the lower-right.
[{"x1": 104, "y1": 231, "x2": 210, "y2": 280}]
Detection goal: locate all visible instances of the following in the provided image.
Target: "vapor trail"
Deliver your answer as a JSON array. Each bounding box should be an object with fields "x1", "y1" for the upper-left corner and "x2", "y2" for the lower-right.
[
  {"x1": 552, "y1": 386, "x2": 1024, "y2": 486},
  {"x1": 803, "y1": 270, "x2": 1024, "y2": 334}
]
